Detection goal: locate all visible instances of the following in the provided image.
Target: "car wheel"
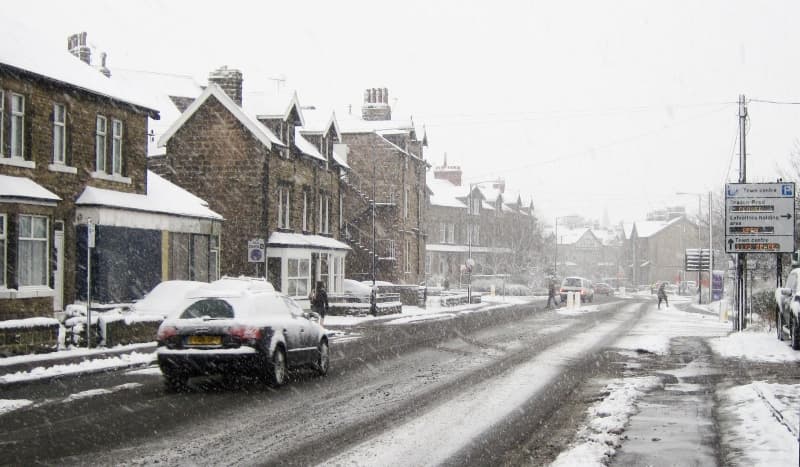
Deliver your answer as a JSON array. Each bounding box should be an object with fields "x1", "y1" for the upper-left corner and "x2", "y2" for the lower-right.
[
  {"x1": 163, "y1": 371, "x2": 188, "y2": 392},
  {"x1": 316, "y1": 339, "x2": 330, "y2": 376},
  {"x1": 792, "y1": 316, "x2": 800, "y2": 351},
  {"x1": 265, "y1": 346, "x2": 287, "y2": 386},
  {"x1": 777, "y1": 308, "x2": 784, "y2": 341}
]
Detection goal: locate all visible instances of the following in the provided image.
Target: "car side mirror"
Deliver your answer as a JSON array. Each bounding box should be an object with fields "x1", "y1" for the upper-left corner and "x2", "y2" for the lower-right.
[{"x1": 781, "y1": 288, "x2": 793, "y2": 297}]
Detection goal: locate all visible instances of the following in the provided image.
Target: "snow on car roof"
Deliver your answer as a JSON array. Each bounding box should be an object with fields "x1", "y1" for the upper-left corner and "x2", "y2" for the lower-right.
[{"x1": 187, "y1": 277, "x2": 275, "y2": 298}]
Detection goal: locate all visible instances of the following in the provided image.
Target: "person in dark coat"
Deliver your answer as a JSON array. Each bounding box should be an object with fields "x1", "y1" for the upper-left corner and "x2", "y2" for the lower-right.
[
  {"x1": 311, "y1": 281, "x2": 329, "y2": 324},
  {"x1": 547, "y1": 279, "x2": 558, "y2": 309},
  {"x1": 657, "y1": 281, "x2": 669, "y2": 309}
]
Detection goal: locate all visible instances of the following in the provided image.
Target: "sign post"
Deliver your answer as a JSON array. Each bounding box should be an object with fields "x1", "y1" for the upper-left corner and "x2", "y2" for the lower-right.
[
  {"x1": 248, "y1": 238, "x2": 266, "y2": 277},
  {"x1": 725, "y1": 182, "x2": 796, "y2": 330},
  {"x1": 86, "y1": 219, "x2": 94, "y2": 348}
]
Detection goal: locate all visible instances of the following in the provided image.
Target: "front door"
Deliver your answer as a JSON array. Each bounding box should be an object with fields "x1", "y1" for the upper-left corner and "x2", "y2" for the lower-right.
[{"x1": 53, "y1": 222, "x2": 64, "y2": 311}]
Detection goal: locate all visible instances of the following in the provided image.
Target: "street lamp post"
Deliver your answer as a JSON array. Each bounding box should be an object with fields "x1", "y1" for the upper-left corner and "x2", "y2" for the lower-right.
[{"x1": 677, "y1": 191, "x2": 713, "y2": 304}]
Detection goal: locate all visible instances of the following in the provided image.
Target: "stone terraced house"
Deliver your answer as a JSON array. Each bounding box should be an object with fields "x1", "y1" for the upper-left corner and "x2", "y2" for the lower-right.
[
  {"x1": 338, "y1": 88, "x2": 428, "y2": 285},
  {"x1": 154, "y1": 67, "x2": 350, "y2": 299},
  {"x1": 0, "y1": 24, "x2": 222, "y2": 320}
]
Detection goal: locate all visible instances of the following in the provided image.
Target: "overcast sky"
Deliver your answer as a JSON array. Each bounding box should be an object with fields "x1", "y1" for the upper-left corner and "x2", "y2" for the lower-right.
[{"x1": 8, "y1": 0, "x2": 800, "y2": 225}]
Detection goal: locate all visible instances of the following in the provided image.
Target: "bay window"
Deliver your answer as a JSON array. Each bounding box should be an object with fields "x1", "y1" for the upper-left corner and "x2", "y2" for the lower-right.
[{"x1": 18, "y1": 215, "x2": 48, "y2": 287}]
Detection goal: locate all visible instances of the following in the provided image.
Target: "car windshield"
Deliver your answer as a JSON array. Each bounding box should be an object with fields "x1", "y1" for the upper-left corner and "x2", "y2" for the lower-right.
[
  {"x1": 563, "y1": 278, "x2": 582, "y2": 287},
  {"x1": 179, "y1": 299, "x2": 235, "y2": 320}
]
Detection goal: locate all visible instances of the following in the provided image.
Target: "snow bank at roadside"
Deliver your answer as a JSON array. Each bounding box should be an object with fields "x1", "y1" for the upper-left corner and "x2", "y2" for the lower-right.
[
  {"x1": 709, "y1": 328, "x2": 800, "y2": 363},
  {"x1": 550, "y1": 376, "x2": 663, "y2": 467},
  {"x1": 0, "y1": 351, "x2": 155, "y2": 384}
]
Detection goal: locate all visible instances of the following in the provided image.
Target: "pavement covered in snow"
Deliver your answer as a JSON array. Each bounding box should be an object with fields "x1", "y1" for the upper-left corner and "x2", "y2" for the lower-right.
[{"x1": 551, "y1": 299, "x2": 800, "y2": 466}]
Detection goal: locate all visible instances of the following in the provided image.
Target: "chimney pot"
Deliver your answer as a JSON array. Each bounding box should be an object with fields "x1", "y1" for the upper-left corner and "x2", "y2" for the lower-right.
[
  {"x1": 361, "y1": 87, "x2": 392, "y2": 121},
  {"x1": 67, "y1": 31, "x2": 91, "y2": 65}
]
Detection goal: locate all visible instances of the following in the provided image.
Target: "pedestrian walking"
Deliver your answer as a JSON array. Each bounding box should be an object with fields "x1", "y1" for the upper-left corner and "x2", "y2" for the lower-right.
[
  {"x1": 310, "y1": 281, "x2": 329, "y2": 325},
  {"x1": 657, "y1": 281, "x2": 669, "y2": 309},
  {"x1": 547, "y1": 279, "x2": 558, "y2": 309}
]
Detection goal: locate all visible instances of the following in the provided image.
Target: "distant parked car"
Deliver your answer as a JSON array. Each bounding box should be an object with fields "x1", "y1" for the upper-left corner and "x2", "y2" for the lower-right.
[
  {"x1": 594, "y1": 282, "x2": 613, "y2": 296},
  {"x1": 560, "y1": 276, "x2": 594, "y2": 303},
  {"x1": 156, "y1": 276, "x2": 329, "y2": 391},
  {"x1": 775, "y1": 268, "x2": 800, "y2": 349},
  {"x1": 131, "y1": 280, "x2": 208, "y2": 319}
]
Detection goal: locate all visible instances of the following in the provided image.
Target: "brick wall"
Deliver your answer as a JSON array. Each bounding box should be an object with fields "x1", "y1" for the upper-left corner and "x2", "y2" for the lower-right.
[{"x1": 161, "y1": 95, "x2": 271, "y2": 277}]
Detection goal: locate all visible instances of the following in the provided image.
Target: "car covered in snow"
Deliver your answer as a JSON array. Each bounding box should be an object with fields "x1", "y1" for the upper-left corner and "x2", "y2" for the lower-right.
[
  {"x1": 156, "y1": 276, "x2": 329, "y2": 390},
  {"x1": 130, "y1": 280, "x2": 208, "y2": 319},
  {"x1": 775, "y1": 268, "x2": 800, "y2": 349}
]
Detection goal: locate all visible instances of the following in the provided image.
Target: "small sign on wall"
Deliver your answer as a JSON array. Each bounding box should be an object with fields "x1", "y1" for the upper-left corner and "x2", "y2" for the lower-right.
[{"x1": 248, "y1": 238, "x2": 265, "y2": 263}]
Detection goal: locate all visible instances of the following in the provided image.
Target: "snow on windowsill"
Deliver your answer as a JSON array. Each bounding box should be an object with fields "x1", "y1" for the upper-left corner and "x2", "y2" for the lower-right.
[
  {"x1": 0, "y1": 157, "x2": 35, "y2": 169},
  {"x1": 90, "y1": 171, "x2": 131, "y2": 184},
  {"x1": 0, "y1": 286, "x2": 55, "y2": 299},
  {"x1": 48, "y1": 163, "x2": 78, "y2": 174}
]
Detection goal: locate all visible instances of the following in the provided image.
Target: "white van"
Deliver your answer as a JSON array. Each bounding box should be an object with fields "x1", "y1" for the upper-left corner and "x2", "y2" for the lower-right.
[{"x1": 560, "y1": 277, "x2": 594, "y2": 303}]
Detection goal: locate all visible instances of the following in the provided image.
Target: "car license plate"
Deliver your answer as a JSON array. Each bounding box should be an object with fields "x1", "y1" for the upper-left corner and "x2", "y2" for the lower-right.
[{"x1": 187, "y1": 335, "x2": 221, "y2": 346}]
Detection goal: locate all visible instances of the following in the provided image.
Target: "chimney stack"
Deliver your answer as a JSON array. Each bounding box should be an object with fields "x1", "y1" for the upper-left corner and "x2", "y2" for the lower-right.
[
  {"x1": 208, "y1": 66, "x2": 243, "y2": 106},
  {"x1": 67, "y1": 32, "x2": 91, "y2": 65},
  {"x1": 362, "y1": 87, "x2": 392, "y2": 121},
  {"x1": 98, "y1": 52, "x2": 111, "y2": 77},
  {"x1": 433, "y1": 152, "x2": 463, "y2": 186}
]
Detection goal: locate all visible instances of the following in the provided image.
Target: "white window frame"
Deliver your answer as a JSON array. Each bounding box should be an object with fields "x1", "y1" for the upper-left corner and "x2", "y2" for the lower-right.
[
  {"x1": 405, "y1": 238, "x2": 412, "y2": 273},
  {"x1": 112, "y1": 119, "x2": 123, "y2": 175},
  {"x1": 209, "y1": 235, "x2": 220, "y2": 281},
  {"x1": 17, "y1": 214, "x2": 49, "y2": 287},
  {"x1": 53, "y1": 103, "x2": 66, "y2": 164},
  {"x1": 287, "y1": 257, "x2": 310, "y2": 298},
  {"x1": 404, "y1": 187, "x2": 409, "y2": 219},
  {"x1": 425, "y1": 253, "x2": 431, "y2": 275},
  {"x1": 96, "y1": 115, "x2": 107, "y2": 173},
  {"x1": 0, "y1": 90, "x2": 4, "y2": 157},
  {"x1": 447, "y1": 223, "x2": 455, "y2": 244},
  {"x1": 333, "y1": 256, "x2": 344, "y2": 293},
  {"x1": 278, "y1": 186, "x2": 290, "y2": 229},
  {"x1": 318, "y1": 193, "x2": 330, "y2": 234},
  {"x1": 339, "y1": 193, "x2": 344, "y2": 231},
  {"x1": 302, "y1": 191, "x2": 308, "y2": 232},
  {"x1": 10, "y1": 93, "x2": 24, "y2": 159},
  {"x1": 0, "y1": 214, "x2": 6, "y2": 288}
]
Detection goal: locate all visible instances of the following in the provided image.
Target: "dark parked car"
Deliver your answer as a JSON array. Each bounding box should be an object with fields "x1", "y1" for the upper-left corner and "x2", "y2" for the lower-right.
[
  {"x1": 594, "y1": 282, "x2": 613, "y2": 296},
  {"x1": 775, "y1": 268, "x2": 800, "y2": 349},
  {"x1": 156, "y1": 277, "x2": 329, "y2": 390}
]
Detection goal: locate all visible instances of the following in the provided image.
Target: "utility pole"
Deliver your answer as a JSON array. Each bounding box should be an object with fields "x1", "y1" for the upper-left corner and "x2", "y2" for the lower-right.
[{"x1": 736, "y1": 94, "x2": 748, "y2": 331}]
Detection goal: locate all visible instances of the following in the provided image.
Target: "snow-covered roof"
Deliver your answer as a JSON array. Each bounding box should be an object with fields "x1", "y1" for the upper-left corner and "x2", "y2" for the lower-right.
[
  {"x1": 634, "y1": 216, "x2": 685, "y2": 238},
  {"x1": 337, "y1": 110, "x2": 415, "y2": 134},
  {"x1": 268, "y1": 232, "x2": 351, "y2": 251},
  {"x1": 0, "y1": 19, "x2": 158, "y2": 115},
  {"x1": 332, "y1": 146, "x2": 350, "y2": 170},
  {"x1": 294, "y1": 129, "x2": 326, "y2": 162},
  {"x1": 159, "y1": 84, "x2": 283, "y2": 150},
  {"x1": 299, "y1": 108, "x2": 341, "y2": 140},
  {"x1": 244, "y1": 88, "x2": 305, "y2": 126},
  {"x1": 111, "y1": 68, "x2": 204, "y2": 157},
  {"x1": 476, "y1": 185, "x2": 503, "y2": 203},
  {"x1": 75, "y1": 171, "x2": 222, "y2": 220},
  {"x1": 427, "y1": 176, "x2": 468, "y2": 209},
  {"x1": 556, "y1": 228, "x2": 596, "y2": 246},
  {"x1": 0, "y1": 174, "x2": 61, "y2": 204}
]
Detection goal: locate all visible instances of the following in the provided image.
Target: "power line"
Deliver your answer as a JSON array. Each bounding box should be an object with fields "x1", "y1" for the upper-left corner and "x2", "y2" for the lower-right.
[{"x1": 749, "y1": 98, "x2": 800, "y2": 105}]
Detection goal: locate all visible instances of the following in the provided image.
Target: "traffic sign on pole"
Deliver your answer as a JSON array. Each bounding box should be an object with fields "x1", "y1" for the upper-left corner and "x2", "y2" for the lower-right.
[{"x1": 724, "y1": 182, "x2": 796, "y2": 253}]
